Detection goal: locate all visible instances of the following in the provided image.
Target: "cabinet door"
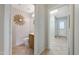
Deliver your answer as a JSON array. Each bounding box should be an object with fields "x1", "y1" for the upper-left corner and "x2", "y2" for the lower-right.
[{"x1": 29, "y1": 34, "x2": 34, "y2": 49}]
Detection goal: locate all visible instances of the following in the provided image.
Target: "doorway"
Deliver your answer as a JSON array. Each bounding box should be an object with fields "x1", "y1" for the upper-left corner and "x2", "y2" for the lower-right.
[
  {"x1": 11, "y1": 4, "x2": 35, "y2": 55},
  {"x1": 48, "y1": 5, "x2": 70, "y2": 55}
]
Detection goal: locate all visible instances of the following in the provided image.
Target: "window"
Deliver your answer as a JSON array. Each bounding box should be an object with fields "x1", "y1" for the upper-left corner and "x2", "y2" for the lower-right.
[{"x1": 59, "y1": 21, "x2": 64, "y2": 29}]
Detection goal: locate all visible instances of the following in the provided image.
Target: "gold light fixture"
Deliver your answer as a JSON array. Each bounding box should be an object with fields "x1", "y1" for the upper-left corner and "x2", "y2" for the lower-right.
[{"x1": 14, "y1": 15, "x2": 25, "y2": 25}]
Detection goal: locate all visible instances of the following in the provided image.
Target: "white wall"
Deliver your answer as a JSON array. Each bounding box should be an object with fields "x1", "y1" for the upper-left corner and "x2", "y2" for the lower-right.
[
  {"x1": 34, "y1": 4, "x2": 46, "y2": 55},
  {"x1": 74, "y1": 5, "x2": 79, "y2": 55},
  {"x1": 48, "y1": 15, "x2": 55, "y2": 48},
  {"x1": 11, "y1": 6, "x2": 34, "y2": 47},
  {"x1": 49, "y1": 15, "x2": 55, "y2": 39}
]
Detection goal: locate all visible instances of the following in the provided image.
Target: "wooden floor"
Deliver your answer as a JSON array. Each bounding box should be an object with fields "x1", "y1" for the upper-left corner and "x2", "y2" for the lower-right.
[{"x1": 12, "y1": 44, "x2": 34, "y2": 55}]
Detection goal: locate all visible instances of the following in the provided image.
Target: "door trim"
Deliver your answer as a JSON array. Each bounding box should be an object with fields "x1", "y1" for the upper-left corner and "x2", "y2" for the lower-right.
[{"x1": 47, "y1": 5, "x2": 74, "y2": 55}]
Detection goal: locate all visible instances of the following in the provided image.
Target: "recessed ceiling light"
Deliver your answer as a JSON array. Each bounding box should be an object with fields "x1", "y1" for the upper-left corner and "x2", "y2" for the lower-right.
[{"x1": 50, "y1": 9, "x2": 58, "y2": 14}]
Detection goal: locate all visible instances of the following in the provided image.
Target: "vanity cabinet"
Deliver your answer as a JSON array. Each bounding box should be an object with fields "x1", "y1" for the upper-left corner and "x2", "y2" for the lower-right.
[{"x1": 29, "y1": 33, "x2": 34, "y2": 49}]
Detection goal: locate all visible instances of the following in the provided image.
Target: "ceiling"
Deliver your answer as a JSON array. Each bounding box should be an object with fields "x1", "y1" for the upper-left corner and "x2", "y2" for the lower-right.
[{"x1": 12, "y1": 4, "x2": 34, "y2": 14}]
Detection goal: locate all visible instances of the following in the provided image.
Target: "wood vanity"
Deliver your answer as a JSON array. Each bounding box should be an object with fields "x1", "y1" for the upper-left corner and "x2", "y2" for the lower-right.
[{"x1": 29, "y1": 33, "x2": 34, "y2": 50}]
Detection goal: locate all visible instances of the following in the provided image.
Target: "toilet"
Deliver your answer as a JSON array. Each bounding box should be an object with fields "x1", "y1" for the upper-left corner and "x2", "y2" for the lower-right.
[{"x1": 23, "y1": 37, "x2": 29, "y2": 47}]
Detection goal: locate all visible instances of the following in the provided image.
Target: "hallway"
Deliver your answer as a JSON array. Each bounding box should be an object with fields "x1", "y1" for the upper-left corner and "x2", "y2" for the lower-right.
[{"x1": 42, "y1": 37, "x2": 68, "y2": 55}]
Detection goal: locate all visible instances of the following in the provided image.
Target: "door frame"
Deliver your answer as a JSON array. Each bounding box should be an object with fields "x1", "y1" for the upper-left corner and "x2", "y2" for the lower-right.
[
  {"x1": 47, "y1": 4, "x2": 74, "y2": 55},
  {"x1": 4, "y1": 5, "x2": 12, "y2": 55},
  {"x1": 10, "y1": 5, "x2": 35, "y2": 55},
  {"x1": 4, "y1": 4, "x2": 36, "y2": 55}
]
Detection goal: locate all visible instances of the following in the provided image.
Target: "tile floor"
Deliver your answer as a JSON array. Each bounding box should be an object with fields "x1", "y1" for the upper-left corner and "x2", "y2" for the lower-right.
[{"x1": 42, "y1": 36, "x2": 68, "y2": 55}]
